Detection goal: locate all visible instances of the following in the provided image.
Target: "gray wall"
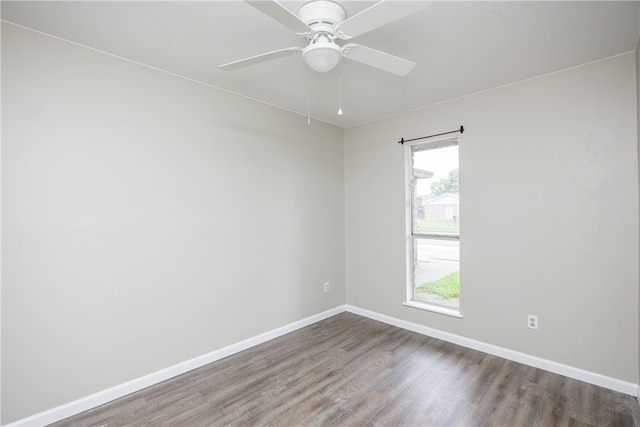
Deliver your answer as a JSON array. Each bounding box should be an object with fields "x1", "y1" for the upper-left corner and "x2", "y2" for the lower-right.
[
  {"x1": 345, "y1": 53, "x2": 639, "y2": 384},
  {"x1": 2, "y1": 24, "x2": 345, "y2": 423},
  {"x1": 3, "y1": 18, "x2": 640, "y2": 425}
]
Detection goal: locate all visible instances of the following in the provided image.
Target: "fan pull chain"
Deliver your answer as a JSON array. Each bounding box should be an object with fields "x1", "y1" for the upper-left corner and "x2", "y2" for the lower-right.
[
  {"x1": 307, "y1": 72, "x2": 311, "y2": 124},
  {"x1": 338, "y1": 64, "x2": 344, "y2": 116}
]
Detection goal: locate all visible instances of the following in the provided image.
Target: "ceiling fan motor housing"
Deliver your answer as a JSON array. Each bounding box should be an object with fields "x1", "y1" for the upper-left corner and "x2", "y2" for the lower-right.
[{"x1": 298, "y1": 1, "x2": 346, "y2": 34}]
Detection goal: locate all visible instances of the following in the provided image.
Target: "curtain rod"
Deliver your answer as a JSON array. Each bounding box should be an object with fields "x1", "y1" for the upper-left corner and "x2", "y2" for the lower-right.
[{"x1": 398, "y1": 125, "x2": 464, "y2": 145}]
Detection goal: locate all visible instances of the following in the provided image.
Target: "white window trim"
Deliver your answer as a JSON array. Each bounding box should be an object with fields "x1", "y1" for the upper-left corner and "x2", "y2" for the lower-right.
[
  {"x1": 403, "y1": 300, "x2": 463, "y2": 318},
  {"x1": 404, "y1": 136, "x2": 462, "y2": 318}
]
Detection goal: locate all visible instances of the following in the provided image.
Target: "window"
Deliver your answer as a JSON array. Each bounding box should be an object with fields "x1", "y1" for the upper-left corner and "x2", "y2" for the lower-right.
[{"x1": 405, "y1": 138, "x2": 460, "y2": 316}]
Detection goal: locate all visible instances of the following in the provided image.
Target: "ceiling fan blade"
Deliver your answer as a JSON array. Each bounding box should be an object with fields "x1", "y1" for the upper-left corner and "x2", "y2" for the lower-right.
[
  {"x1": 220, "y1": 47, "x2": 301, "y2": 71},
  {"x1": 245, "y1": 1, "x2": 311, "y2": 34},
  {"x1": 342, "y1": 43, "x2": 415, "y2": 76},
  {"x1": 337, "y1": 0, "x2": 430, "y2": 39}
]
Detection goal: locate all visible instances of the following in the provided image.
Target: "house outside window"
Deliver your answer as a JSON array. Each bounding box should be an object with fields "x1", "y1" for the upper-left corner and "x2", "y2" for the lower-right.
[{"x1": 405, "y1": 138, "x2": 460, "y2": 317}]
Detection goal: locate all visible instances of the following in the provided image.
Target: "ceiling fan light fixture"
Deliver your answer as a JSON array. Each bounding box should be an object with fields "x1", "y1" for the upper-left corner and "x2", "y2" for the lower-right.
[{"x1": 303, "y1": 40, "x2": 342, "y2": 73}]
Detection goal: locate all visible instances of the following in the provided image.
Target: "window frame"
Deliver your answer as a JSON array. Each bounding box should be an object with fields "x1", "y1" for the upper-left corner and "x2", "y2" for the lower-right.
[{"x1": 403, "y1": 137, "x2": 462, "y2": 318}]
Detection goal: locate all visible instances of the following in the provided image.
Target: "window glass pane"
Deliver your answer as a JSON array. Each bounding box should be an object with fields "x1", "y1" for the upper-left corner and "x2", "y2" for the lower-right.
[
  {"x1": 408, "y1": 138, "x2": 460, "y2": 314},
  {"x1": 411, "y1": 143, "x2": 459, "y2": 235},
  {"x1": 413, "y1": 237, "x2": 459, "y2": 308}
]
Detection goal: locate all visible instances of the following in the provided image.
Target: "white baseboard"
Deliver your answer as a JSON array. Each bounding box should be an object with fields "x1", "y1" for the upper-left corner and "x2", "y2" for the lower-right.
[
  {"x1": 8, "y1": 303, "x2": 638, "y2": 426},
  {"x1": 345, "y1": 304, "x2": 639, "y2": 397},
  {"x1": 6, "y1": 305, "x2": 347, "y2": 427}
]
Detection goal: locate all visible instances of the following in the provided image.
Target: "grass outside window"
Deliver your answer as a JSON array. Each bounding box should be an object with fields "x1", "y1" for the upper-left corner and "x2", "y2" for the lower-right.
[{"x1": 416, "y1": 271, "x2": 460, "y2": 299}]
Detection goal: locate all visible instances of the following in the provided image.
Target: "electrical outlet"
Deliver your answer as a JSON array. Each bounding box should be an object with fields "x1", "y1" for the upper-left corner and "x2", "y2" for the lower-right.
[
  {"x1": 528, "y1": 314, "x2": 538, "y2": 330},
  {"x1": 324, "y1": 282, "x2": 329, "y2": 292}
]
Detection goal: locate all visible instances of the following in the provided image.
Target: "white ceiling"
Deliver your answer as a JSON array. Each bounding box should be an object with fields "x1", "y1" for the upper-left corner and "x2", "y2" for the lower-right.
[{"x1": 2, "y1": 1, "x2": 639, "y2": 128}]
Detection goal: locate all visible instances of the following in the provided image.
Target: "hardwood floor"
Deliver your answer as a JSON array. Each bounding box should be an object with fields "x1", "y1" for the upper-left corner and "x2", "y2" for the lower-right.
[{"x1": 50, "y1": 313, "x2": 640, "y2": 426}]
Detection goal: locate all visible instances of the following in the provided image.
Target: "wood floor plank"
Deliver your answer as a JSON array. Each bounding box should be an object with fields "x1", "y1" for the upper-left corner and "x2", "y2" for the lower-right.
[{"x1": 49, "y1": 313, "x2": 640, "y2": 427}]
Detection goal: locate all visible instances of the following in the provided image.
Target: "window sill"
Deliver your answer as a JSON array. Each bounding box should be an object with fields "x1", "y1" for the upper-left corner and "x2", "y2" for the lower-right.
[{"x1": 403, "y1": 300, "x2": 463, "y2": 318}]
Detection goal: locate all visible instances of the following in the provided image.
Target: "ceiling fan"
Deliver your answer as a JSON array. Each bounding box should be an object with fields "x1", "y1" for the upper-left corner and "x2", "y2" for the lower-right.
[{"x1": 220, "y1": 0, "x2": 430, "y2": 76}]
